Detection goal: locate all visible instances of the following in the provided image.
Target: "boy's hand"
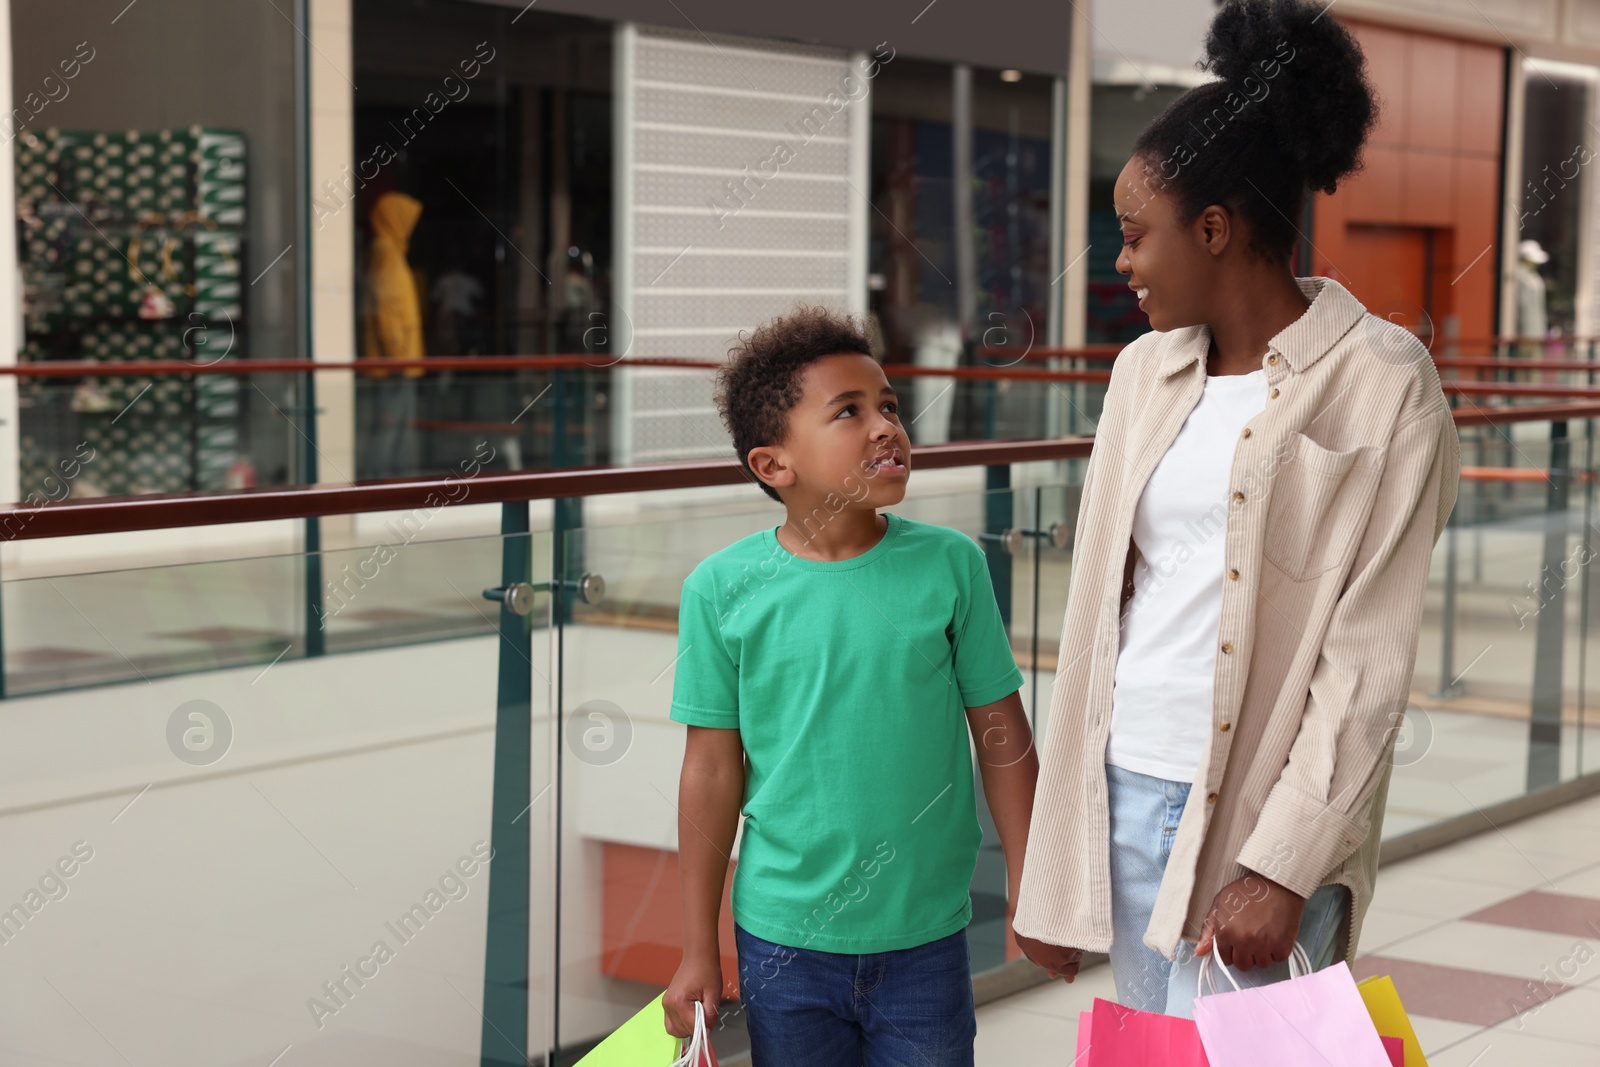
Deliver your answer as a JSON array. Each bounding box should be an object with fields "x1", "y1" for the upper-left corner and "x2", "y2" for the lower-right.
[
  {"x1": 1195, "y1": 872, "x2": 1306, "y2": 971},
  {"x1": 663, "y1": 953, "x2": 724, "y2": 1038},
  {"x1": 1014, "y1": 930, "x2": 1084, "y2": 981}
]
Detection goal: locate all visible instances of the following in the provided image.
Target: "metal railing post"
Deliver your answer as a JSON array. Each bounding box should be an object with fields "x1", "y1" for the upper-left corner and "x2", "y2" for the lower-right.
[
  {"x1": 1432, "y1": 504, "x2": 1460, "y2": 698},
  {"x1": 1528, "y1": 419, "x2": 1571, "y2": 792},
  {"x1": 294, "y1": 0, "x2": 324, "y2": 659},
  {"x1": 481, "y1": 498, "x2": 532, "y2": 1066},
  {"x1": 984, "y1": 464, "x2": 1013, "y2": 627},
  {"x1": 0, "y1": 550, "x2": 7, "y2": 700}
]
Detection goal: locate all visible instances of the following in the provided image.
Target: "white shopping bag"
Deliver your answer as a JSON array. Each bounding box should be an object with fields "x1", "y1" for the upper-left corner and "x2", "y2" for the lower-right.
[{"x1": 670, "y1": 1001, "x2": 719, "y2": 1067}]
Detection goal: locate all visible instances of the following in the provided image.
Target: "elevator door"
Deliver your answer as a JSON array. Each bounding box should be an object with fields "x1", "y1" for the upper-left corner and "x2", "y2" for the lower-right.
[{"x1": 1343, "y1": 223, "x2": 1437, "y2": 347}]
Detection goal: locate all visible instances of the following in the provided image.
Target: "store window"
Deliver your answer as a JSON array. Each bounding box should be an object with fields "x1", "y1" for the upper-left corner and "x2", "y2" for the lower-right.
[
  {"x1": 11, "y1": 0, "x2": 301, "y2": 496},
  {"x1": 1086, "y1": 82, "x2": 1185, "y2": 345},
  {"x1": 1519, "y1": 60, "x2": 1594, "y2": 342},
  {"x1": 351, "y1": 2, "x2": 614, "y2": 478},
  {"x1": 868, "y1": 60, "x2": 1056, "y2": 444}
]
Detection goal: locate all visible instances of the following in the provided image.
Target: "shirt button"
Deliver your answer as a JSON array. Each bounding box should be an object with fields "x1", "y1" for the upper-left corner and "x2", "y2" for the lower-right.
[
  {"x1": 1221, "y1": 642, "x2": 1233, "y2": 654},
  {"x1": 1241, "y1": 428, "x2": 1252, "y2": 439},
  {"x1": 1270, "y1": 387, "x2": 1281, "y2": 399},
  {"x1": 1267, "y1": 353, "x2": 1279, "y2": 366},
  {"x1": 1207, "y1": 792, "x2": 1218, "y2": 804},
  {"x1": 1228, "y1": 568, "x2": 1240, "y2": 580},
  {"x1": 1220, "y1": 721, "x2": 1231, "y2": 732},
  {"x1": 1231, "y1": 490, "x2": 1245, "y2": 504}
]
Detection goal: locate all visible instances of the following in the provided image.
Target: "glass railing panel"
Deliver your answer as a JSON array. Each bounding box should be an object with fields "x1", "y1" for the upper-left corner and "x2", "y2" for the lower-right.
[
  {"x1": 1, "y1": 528, "x2": 514, "y2": 694},
  {"x1": 884, "y1": 369, "x2": 1108, "y2": 446},
  {"x1": 12, "y1": 361, "x2": 1107, "y2": 499},
  {"x1": 1572, "y1": 422, "x2": 1600, "y2": 780},
  {"x1": 16, "y1": 368, "x2": 303, "y2": 495},
  {"x1": 0, "y1": 524, "x2": 552, "y2": 1066},
  {"x1": 2, "y1": 548, "x2": 307, "y2": 696},
  {"x1": 355, "y1": 368, "x2": 611, "y2": 480},
  {"x1": 1368, "y1": 415, "x2": 1598, "y2": 835},
  {"x1": 1028, "y1": 480, "x2": 1084, "y2": 741}
]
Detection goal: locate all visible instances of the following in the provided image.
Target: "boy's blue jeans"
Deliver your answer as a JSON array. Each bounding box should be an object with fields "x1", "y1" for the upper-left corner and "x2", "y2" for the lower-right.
[
  {"x1": 1106, "y1": 762, "x2": 1351, "y2": 1018},
  {"x1": 734, "y1": 923, "x2": 976, "y2": 1067}
]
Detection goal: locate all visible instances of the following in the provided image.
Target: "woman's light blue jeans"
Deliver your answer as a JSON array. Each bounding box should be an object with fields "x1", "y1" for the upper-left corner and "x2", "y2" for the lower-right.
[{"x1": 1105, "y1": 762, "x2": 1351, "y2": 1018}]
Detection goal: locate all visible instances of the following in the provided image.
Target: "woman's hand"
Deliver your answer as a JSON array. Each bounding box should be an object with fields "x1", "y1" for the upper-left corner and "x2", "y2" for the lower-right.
[
  {"x1": 1195, "y1": 873, "x2": 1306, "y2": 971},
  {"x1": 1014, "y1": 929, "x2": 1085, "y2": 981}
]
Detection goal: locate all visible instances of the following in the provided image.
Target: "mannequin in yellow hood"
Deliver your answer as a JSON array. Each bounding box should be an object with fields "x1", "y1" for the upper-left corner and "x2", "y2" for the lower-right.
[
  {"x1": 361, "y1": 191, "x2": 426, "y2": 376},
  {"x1": 359, "y1": 191, "x2": 424, "y2": 479}
]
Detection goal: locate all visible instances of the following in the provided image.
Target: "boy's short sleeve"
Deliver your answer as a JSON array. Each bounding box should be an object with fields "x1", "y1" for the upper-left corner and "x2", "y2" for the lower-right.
[
  {"x1": 951, "y1": 552, "x2": 1025, "y2": 708},
  {"x1": 669, "y1": 585, "x2": 740, "y2": 729}
]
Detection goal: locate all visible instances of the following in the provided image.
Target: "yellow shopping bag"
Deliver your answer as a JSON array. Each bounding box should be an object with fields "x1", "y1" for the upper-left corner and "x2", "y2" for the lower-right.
[
  {"x1": 574, "y1": 993, "x2": 680, "y2": 1066},
  {"x1": 1357, "y1": 975, "x2": 1429, "y2": 1067}
]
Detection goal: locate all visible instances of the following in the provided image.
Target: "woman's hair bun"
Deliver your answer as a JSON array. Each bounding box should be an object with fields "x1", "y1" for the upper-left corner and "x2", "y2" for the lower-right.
[{"x1": 1201, "y1": 0, "x2": 1377, "y2": 194}]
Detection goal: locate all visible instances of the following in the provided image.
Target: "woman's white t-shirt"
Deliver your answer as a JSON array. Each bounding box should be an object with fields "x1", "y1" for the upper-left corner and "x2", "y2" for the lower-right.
[{"x1": 1106, "y1": 367, "x2": 1269, "y2": 783}]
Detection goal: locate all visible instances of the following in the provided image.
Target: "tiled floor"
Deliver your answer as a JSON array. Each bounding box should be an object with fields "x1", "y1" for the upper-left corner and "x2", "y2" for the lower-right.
[{"x1": 976, "y1": 790, "x2": 1600, "y2": 1065}]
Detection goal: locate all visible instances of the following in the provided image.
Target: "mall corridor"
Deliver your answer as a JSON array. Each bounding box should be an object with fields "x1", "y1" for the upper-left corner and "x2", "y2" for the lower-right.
[{"x1": 5, "y1": 0, "x2": 1600, "y2": 1063}]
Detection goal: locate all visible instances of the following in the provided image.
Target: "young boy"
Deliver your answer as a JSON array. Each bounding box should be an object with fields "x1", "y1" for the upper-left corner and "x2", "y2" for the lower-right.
[{"x1": 661, "y1": 307, "x2": 1049, "y2": 1066}]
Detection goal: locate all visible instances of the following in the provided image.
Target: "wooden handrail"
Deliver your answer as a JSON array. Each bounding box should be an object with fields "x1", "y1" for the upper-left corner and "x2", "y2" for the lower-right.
[
  {"x1": 0, "y1": 355, "x2": 722, "y2": 376},
  {"x1": 1435, "y1": 356, "x2": 1600, "y2": 371},
  {"x1": 8, "y1": 348, "x2": 1600, "y2": 378},
  {"x1": 1460, "y1": 466, "x2": 1596, "y2": 483},
  {"x1": 1448, "y1": 400, "x2": 1600, "y2": 426},
  {"x1": 0, "y1": 355, "x2": 1117, "y2": 385},
  {"x1": 1444, "y1": 336, "x2": 1600, "y2": 348},
  {"x1": 0, "y1": 438, "x2": 1096, "y2": 541},
  {"x1": 1446, "y1": 382, "x2": 1600, "y2": 399}
]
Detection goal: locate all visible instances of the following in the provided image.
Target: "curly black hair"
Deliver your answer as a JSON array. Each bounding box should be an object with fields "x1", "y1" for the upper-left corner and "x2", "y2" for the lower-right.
[
  {"x1": 715, "y1": 305, "x2": 875, "y2": 502},
  {"x1": 1130, "y1": 0, "x2": 1378, "y2": 261}
]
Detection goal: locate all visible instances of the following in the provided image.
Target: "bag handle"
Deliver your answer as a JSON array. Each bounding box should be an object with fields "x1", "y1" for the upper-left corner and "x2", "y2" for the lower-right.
[
  {"x1": 670, "y1": 1001, "x2": 710, "y2": 1067},
  {"x1": 1197, "y1": 941, "x2": 1313, "y2": 999}
]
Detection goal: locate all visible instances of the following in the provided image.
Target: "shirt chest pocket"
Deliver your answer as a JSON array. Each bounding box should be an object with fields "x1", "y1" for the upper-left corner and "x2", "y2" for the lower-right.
[{"x1": 1261, "y1": 432, "x2": 1386, "y2": 582}]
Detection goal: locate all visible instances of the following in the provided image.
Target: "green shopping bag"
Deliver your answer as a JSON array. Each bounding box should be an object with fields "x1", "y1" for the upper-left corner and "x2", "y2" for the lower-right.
[{"x1": 574, "y1": 994, "x2": 717, "y2": 1066}]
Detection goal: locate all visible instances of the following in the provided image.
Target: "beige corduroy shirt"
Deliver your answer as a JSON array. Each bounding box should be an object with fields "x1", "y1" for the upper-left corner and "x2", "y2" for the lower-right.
[{"x1": 1012, "y1": 276, "x2": 1460, "y2": 964}]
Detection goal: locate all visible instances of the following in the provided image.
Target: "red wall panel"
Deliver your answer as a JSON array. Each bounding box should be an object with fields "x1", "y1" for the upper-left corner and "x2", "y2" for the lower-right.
[
  {"x1": 600, "y1": 842, "x2": 741, "y2": 996},
  {"x1": 1315, "y1": 20, "x2": 1505, "y2": 345}
]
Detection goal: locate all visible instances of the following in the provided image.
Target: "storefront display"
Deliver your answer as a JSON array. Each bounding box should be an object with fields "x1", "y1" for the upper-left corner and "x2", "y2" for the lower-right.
[{"x1": 15, "y1": 126, "x2": 248, "y2": 496}]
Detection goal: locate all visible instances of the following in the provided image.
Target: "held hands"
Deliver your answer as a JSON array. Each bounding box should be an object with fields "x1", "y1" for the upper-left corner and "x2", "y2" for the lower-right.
[
  {"x1": 1014, "y1": 928, "x2": 1085, "y2": 982},
  {"x1": 1195, "y1": 872, "x2": 1306, "y2": 972},
  {"x1": 663, "y1": 953, "x2": 724, "y2": 1039},
  {"x1": 1008, "y1": 876, "x2": 1084, "y2": 981}
]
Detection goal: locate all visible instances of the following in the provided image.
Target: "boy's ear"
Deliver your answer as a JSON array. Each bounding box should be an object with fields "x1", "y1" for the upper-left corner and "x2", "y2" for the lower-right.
[{"x1": 746, "y1": 445, "x2": 796, "y2": 495}]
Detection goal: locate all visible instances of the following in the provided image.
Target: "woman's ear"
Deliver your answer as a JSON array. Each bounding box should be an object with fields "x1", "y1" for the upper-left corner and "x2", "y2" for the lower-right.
[
  {"x1": 746, "y1": 445, "x2": 795, "y2": 495},
  {"x1": 1199, "y1": 204, "x2": 1232, "y2": 257}
]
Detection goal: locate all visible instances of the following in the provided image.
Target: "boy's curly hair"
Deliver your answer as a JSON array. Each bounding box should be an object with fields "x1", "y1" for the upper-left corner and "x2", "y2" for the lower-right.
[{"x1": 715, "y1": 305, "x2": 875, "y2": 502}]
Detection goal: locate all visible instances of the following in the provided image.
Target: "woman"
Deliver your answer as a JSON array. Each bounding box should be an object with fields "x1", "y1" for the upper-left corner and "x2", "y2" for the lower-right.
[{"x1": 1009, "y1": 0, "x2": 1461, "y2": 1019}]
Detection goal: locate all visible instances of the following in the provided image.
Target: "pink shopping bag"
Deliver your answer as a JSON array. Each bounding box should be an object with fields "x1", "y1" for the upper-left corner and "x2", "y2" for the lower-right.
[
  {"x1": 1192, "y1": 944, "x2": 1395, "y2": 1066},
  {"x1": 1074, "y1": 996, "x2": 1211, "y2": 1065}
]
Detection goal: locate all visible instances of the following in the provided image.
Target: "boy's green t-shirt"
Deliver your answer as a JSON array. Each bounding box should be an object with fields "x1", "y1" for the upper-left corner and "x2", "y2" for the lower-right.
[{"x1": 669, "y1": 512, "x2": 1024, "y2": 954}]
